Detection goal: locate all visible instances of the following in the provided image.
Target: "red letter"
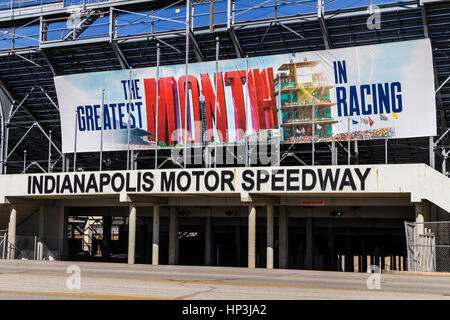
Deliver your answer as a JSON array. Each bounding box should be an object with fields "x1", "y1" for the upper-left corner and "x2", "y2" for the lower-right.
[
  {"x1": 200, "y1": 72, "x2": 228, "y2": 142},
  {"x1": 178, "y1": 75, "x2": 201, "y2": 144},
  {"x1": 224, "y1": 70, "x2": 246, "y2": 140}
]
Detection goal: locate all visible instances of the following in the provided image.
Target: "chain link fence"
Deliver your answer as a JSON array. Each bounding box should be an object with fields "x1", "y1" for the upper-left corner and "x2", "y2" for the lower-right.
[
  {"x1": 405, "y1": 221, "x2": 450, "y2": 272},
  {"x1": 0, "y1": 234, "x2": 58, "y2": 260}
]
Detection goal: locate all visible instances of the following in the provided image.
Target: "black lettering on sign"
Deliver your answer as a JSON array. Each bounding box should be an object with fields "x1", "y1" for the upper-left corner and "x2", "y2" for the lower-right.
[
  {"x1": 271, "y1": 169, "x2": 284, "y2": 191},
  {"x1": 355, "y1": 168, "x2": 371, "y2": 190},
  {"x1": 27, "y1": 176, "x2": 32, "y2": 194},
  {"x1": 74, "y1": 175, "x2": 85, "y2": 193},
  {"x1": 86, "y1": 174, "x2": 99, "y2": 193},
  {"x1": 286, "y1": 169, "x2": 299, "y2": 191},
  {"x1": 318, "y1": 169, "x2": 340, "y2": 191},
  {"x1": 205, "y1": 171, "x2": 219, "y2": 191},
  {"x1": 192, "y1": 171, "x2": 205, "y2": 192},
  {"x1": 177, "y1": 171, "x2": 191, "y2": 192},
  {"x1": 126, "y1": 172, "x2": 136, "y2": 192},
  {"x1": 302, "y1": 169, "x2": 316, "y2": 191},
  {"x1": 99, "y1": 173, "x2": 111, "y2": 192},
  {"x1": 339, "y1": 169, "x2": 356, "y2": 191},
  {"x1": 44, "y1": 176, "x2": 55, "y2": 194},
  {"x1": 61, "y1": 175, "x2": 73, "y2": 193},
  {"x1": 142, "y1": 172, "x2": 154, "y2": 192},
  {"x1": 242, "y1": 170, "x2": 254, "y2": 191},
  {"x1": 257, "y1": 169, "x2": 270, "y2": 191},
  {"x1": 136, "y1": 172, "x2": 141, "y2": 192},
  {"x1": 32, "y1": 176, "x2": 43, "y2": 194},
  {"x1": 161, "y1": 172, "x2": 175, "y2": 192},
  {"x1": 221, "y1": 170, "x2": 235, "y2": 191},
  {"x1": 56, "y1": 176, "x2": 61, "y2": 194},
  {"x1": 111, "y1": 173, "x2": 125, "y2": 192}
]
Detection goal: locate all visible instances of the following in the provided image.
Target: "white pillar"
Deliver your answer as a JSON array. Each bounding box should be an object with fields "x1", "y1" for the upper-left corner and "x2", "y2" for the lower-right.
[
  {"x1": 278, "y1": 206, "x2": 288, "y2": 269},
  {"x1": 152, "y1": 204, "x2": 160, "y2": 265},
  {"x1": 128, "y1": 204, "x2": 136, "y2": 264},
  {"x1": 169, "y1": 207, "x2": 179, "y2": 265},
  {"x1": 266, "y1": 203, "x2": 274, "y2": 269},
  {"x1": 248, "y1": 204, "x2": 256, "y2": 268},
  {"x1": 8, "y1": 205, "x2": 16, "y2": 259},
  {"x1": 415, "y1": 203, "x2": 424, "y2": 235},
  {"x1": 205, "y1": 216, "x2": 212, "y2": 266},
  {"x1": 38, "y1": 206, "x2": 44, "y2": 260}
]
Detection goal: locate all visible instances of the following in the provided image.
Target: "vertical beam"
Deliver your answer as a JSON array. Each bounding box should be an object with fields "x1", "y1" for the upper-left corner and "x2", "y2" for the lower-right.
[
  {"x1": 429, "y1": 136, "x2": 435, "y2": 169},
  {"x1": 7, "y1": 204, "x2": 16, "y2": 259},
  {"x1": 152, "y1": 204, "x2": 160, "y2": 265},
  {"x1": 415, "y1": 203, "x2": 424, "y2": 235},
  {"x1": 128, "y1": 204, "x2": 136, "y2": 264},
  {"x1": 248, "y1": 204, "x2": 256, "y2": 268},
  {"x1": 38, "y1": 205, "x2": 44, "y2": 260},
  {"x1": 266, "y1": 203, "x2": 274, "y2": 269},
  {"x1": 169, "y1": 207, "x2": 179, "y2": 265},
  {"x1": 102, "y1": 215, "x2": 112, "y2": 259},
  {"x1": 205, "y1": 216, "x2": 212, "y2": 266},
  {"x1": 305, "y1": 217, "x2": 314, "y2": 270},
  {"x1": 317, "y1": 0, "x2": 331, "y2": 49},
  {"x1": 278, "y1": 206, "x2": 288, "y2": 268}
]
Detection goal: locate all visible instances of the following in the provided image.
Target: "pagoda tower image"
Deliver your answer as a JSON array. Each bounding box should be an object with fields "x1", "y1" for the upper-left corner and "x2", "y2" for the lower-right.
[{"x1": 274, "y1": 57, "x2": 338, "y2": 143}]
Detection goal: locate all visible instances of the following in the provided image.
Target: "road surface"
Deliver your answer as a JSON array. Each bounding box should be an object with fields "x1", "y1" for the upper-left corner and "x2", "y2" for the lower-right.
[{"x1": 0, "y1": 260, "x2": 448, "y2": 300}]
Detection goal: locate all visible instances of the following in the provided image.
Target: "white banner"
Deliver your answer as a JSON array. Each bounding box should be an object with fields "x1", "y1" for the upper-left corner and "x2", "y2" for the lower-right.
[{"x1": 54, "y1": 39, "x2": 436, "y2": 153}]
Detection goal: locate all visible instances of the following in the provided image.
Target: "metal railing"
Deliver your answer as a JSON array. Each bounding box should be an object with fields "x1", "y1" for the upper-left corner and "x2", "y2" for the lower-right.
[
  {"x1": 0, "y1": 0, "x2": 62, "y2": 10},
  {"x1": 0, "y1": 234, "x2": 56, "y2": 260}
]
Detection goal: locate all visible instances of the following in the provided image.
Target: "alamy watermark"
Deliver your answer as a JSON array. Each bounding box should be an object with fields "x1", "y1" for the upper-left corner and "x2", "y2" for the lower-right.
[
  {"x1": 366, "y1": 265, "x2": 381, "y2": 290},
  {"x1": 66, "y1": 264, "x2": 81, "y2": 290}
]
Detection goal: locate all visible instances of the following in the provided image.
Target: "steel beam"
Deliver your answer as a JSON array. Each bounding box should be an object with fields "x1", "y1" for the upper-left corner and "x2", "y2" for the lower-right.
[
  {"x1": 110, "y1": 40, "x2": 130, "y2": 69},
  {"x1": 189, "y1": 29, "x2": 205, "y2": 62},
  {"x1": 318, "y1": 0, "x2": 331, "y2": 49},
  {"x1": 40, "y1": 48, "x2": 61, "y2": 76}
]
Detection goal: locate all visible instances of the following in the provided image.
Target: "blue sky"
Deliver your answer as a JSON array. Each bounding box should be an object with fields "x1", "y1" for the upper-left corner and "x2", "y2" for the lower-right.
[{"x1": 0, "y1": 0, "x2": 406, "y2": 50}]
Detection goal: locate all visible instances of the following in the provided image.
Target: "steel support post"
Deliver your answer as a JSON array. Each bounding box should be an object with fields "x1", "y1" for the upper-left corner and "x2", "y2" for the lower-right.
[
  {"x1": 248, "y1": 204, "x2": 256, "y2": 268},
  {"x1": 266, "y1": 203, "x2": 274, "y2": 269},
  {"x1": 8, "y1": 205, "x2": 16, "y2": 259}
]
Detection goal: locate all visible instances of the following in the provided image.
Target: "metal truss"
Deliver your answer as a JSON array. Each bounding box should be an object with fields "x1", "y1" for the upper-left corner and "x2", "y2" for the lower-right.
[{"x1": 0, "y1": 0, "x2": 448, "y2": 174}]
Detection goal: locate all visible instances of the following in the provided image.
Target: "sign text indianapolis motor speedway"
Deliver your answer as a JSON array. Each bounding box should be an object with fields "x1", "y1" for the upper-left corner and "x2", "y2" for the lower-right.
[{"x1": 27, "y1": 167, "x2": 372, "y2": 195}]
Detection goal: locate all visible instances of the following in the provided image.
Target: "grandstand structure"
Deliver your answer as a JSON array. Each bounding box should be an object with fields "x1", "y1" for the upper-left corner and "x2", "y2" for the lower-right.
[{"x1": 0, "y1": 0, "x2": 448, "y2": 173}]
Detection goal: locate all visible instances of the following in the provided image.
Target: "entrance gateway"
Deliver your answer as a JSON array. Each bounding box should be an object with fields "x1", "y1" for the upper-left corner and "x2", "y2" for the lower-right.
[{"x1": 1, "y1": 164, "x2": 450, "y2": 270}]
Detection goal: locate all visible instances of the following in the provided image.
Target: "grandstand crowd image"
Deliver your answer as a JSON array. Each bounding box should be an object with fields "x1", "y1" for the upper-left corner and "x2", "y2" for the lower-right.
[{"x1": 0, "y1": 0, "x2": 449, "y2": 309}]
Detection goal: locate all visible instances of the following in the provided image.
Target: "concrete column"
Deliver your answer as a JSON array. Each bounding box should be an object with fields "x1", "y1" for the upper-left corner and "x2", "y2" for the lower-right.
[
  {"x1": 128, "y1": 204, "x2": 136, "y2": 264},
  {"x1": 8, "y1": 205, "x2": 16, "y2": 259},
  {"x1": 305, "y1": 217, "x2": 314, "y2": 270},
  {"x1": 248, "y1": 204, "x2": 256, "y2": 268},
  {"x1": 278, "y1": 206, "x2": 288, "y2": 269},
  {"x1": 169, "y1": 207, "x2": 179, "y2": 265},
  {"x1": 37, "y1": 206, "x2": 45, "y2": 260},
  {"x1": 205, "y1": 217, "x2": 212, "y2": 266},
  {"x1": 152, "y1": 204, "x2": 160, "y2": 265},
  {"x1": 266, "y1": 203, "x2": 274, "y2": 269},
  {"x1": 415, "y1": 203, "x2": 424, "y2": 236},
  {"x1": 102, "y1": 215, "x2": 112, "y2": 259}
]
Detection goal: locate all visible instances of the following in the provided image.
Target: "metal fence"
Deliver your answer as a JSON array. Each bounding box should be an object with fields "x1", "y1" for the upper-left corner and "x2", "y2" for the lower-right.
[
  {"x1": 405, "y1": 221, "x2": 450, "y2": 272},
  {"x1": 0, "y1": 234, "x2": 57, "y2": 260}
]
